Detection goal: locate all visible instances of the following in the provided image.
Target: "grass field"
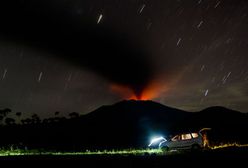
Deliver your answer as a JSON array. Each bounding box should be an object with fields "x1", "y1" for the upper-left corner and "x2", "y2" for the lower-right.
[
  {"x1": 0, "y1": 148, "x2": 164, "y2": 156},
  {"x1": 0, "y1": 145, "x2": 247, "y2": 167},
  {"x1": 0, "y1": 143, "x2": 247, "y2": 156}
]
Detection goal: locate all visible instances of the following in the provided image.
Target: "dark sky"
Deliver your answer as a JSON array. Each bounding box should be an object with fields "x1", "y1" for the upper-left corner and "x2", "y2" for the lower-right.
[{"x1": 0, "y1": 0, "x2": 248, "y2": 118}]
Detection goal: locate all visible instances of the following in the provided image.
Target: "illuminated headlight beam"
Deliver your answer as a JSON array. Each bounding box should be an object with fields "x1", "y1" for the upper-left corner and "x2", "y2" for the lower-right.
[{"x1": 148, "y1": 136, "x2": 166, "y2": 147}]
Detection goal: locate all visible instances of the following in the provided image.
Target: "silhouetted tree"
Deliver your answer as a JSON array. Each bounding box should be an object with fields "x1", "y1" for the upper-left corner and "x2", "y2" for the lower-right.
[
  {"x1": 44, "y1": 118, "x2": 48, "y2": 123},
  {"x1": 5, "y1": 117, "x2": 15, "y2": 125},
  {"x1": 69, "y1": 112, "x2": 79, "y2": 118},
  {"x1": 59, "y1": 117, "x2": 67, "y2": 122},
  {"x1": 31, "y1": 114, "x2": 41, "y2": 124},
  {"x1": 42, "y1": 118, "x2": 52, "y2": 124},
  {"x1": 52, "y1": 117, "x2": 61, "y2": 122},
  {"x1": 16, "y1": 112, "x2": 22, "y2": 117},
  {"x1": 21, "y1": 119, "x2": 25, "y2": 125},
  {"x1": 16, "y1": 112, "x2": 22, "y2": 124},
  {"x1": 0, "y1": 115, "x2": 4, "y2": 125},
  {"x1": 0, "y1": 108, "x2": 12, "y2": 125},
  {"x1": 54, "y1": 111, "x2": 60, "y2": 116},
  {"x1": 21, "y1": 118, "x2": 32, "y2": 125},
  {"x1": 0, "y1": 108, "x2": 11, "y2": 117}
]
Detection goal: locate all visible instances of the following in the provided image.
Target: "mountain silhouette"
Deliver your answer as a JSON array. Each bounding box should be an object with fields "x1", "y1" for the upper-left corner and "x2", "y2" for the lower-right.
[{"x1": 0, "y1": 100, "x2": 247, "y2": 150}]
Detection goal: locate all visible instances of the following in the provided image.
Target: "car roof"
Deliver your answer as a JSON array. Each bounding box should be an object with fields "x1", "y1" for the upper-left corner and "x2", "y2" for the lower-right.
[{"x1": 168, "y1": 128, "x2": 200, "y2": 137}]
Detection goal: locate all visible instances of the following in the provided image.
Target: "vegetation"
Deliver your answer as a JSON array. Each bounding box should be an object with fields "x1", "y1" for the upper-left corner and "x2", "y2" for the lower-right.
[
  {"x1": 0, "y1": 143, "x2": 247, "y2": 157},
  {"x1": 0, "y1": 108, "x2": 80, "y2": 126},
  {"x1": 0, "y1": 148, "x2": 163, "y2": 156},
  {"x1": 0, "y1": 102, "x2": 247, "y2": 152}
]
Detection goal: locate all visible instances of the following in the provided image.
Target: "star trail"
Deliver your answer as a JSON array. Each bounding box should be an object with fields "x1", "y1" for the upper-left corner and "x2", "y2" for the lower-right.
[{"x1": 0, "y1": 0, "x2": 247, "y2": 118}]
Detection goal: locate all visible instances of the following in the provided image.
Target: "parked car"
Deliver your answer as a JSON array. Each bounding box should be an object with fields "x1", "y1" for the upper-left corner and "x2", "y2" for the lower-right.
[{"x1": 160, "y1": 132, "x2": 203, "y2": 151}]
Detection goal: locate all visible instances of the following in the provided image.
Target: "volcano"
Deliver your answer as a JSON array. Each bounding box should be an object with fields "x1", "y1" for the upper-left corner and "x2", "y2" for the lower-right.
[
  {"x1": 0, "y1": 100, "x2": 247, "y2": 150},
  {"x1": 110, "y1": 81, "x2": 164, "y2": 100}
]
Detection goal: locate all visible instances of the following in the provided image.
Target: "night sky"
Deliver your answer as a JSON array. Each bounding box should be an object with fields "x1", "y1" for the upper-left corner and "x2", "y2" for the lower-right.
[{"x1": 0, "y1": 0, "x2": 248, "y2": 118}]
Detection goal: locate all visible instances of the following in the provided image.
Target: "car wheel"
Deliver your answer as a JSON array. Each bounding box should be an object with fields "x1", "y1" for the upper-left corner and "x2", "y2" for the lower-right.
[{"x1": 191, "y1": 144, "x2": 201, "y2": 152}]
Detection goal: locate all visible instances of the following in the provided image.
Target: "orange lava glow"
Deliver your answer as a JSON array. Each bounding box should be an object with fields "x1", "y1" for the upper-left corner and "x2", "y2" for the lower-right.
[{"x1": 110, "y1": 81, "x2": 165, "y2": 100}]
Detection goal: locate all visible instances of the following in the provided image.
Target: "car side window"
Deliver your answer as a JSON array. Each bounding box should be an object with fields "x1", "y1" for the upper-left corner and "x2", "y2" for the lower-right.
[
  {"x1": 181, "y1": 133, "x2": 192, "y2": 140},
  {"x1": 191, "y1": 133, "x2": 199, "y2": 138}
]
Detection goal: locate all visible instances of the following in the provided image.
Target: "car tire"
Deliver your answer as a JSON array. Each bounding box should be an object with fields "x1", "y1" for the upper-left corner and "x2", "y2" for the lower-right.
[{"x1": 191, "y1": 144, "x2": 201, "y2": 152}]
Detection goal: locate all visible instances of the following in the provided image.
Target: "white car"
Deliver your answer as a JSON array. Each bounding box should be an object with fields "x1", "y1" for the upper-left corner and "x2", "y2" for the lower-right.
[{"x1": 160, "y1": 132, "x2": 203, "y2": 151}]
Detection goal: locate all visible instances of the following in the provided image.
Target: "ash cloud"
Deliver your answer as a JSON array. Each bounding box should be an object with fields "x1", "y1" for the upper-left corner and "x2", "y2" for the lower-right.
[{"x1": 0, "y1": 1, "x2": 154, "y2": 98}]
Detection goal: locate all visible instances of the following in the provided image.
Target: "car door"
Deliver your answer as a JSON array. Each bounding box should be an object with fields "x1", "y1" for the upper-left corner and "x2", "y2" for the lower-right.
[
  {"x1": 168, "y1": 135, "x2": 181, "y2": 149},
  {"x1": 180, "y1": 133, "x2": 193, "y2": 149}
]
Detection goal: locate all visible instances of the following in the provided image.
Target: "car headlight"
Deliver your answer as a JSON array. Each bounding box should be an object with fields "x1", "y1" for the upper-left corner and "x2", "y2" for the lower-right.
[{"x1": 148, "y1": 136, "x2": 166, "y2": 147}]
